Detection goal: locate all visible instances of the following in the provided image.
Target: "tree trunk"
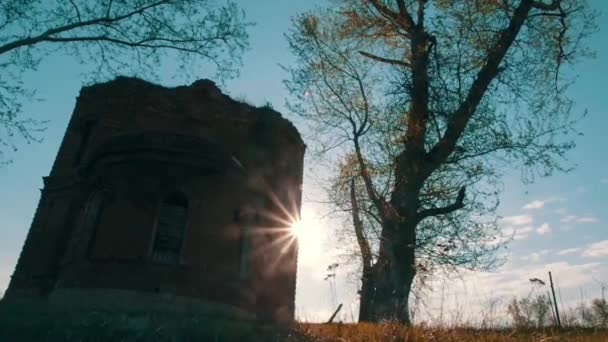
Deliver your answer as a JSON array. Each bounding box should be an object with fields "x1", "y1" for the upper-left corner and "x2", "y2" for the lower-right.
[
  {"x1": 349, "y1": 178, "x2": 378, "y2": 322},
  {"x1": 370, "y1": 259, "x2": 415, "y2": 323},
  {"x1": 354, "y1": 149, "x2": 420, "y2": 324},
  {"x1": 369, "y1": 219, "x2": 417, "y2": 324},
  {"x1": 358, "y1": 269, "x2": 375, "y2": 321}
]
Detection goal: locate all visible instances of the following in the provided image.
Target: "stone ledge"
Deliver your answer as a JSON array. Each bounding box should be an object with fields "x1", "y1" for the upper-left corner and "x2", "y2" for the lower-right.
[{"x1": 47, "y1": 287, "x2": 255, "y2": 320}]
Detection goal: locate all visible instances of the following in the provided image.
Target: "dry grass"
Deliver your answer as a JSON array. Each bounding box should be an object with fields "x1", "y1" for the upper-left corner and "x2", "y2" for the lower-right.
[
  {"x1": 288, "y1": 322, "x2": 608, "y2": 342},
  {"x1": 1, "y1": 307, "x2": 607, "y2": 341}
]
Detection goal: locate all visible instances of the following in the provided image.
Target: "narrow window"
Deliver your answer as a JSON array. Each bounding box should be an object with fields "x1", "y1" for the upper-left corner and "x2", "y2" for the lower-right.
[
  {"x1": 236, "y1": 206, "x2": 255, "y2": 279},
  {"x1": 238, "y1": 226, "x2": 252, "y2": 278},
  {"x1": 151, "y1": 192, "x2": 188, "y2": 264},
  {"x1": 73, "y1": 121, "x2": 94, "y2": 165},
  {"x1": 82, "y1": 189, "x2": 111, "y2": 259}
]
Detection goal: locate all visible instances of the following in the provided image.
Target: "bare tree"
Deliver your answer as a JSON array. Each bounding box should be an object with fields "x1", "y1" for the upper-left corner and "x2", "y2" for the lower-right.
[
  {"x1": 590, "y1": 298, "x2": 608, "y2": 328},
  {"x1": 507, "y1": 295, "x2": 552, "y2": 328},
  {"x1": 507, "y1": 297, "x2": 532, "y2": 328},
  {"x1": 285, "y1": 0, "x2": 595, "y2": 324},
  {"x1": 0, "y1": 0, "x2": 251, "y2": 162},
  {"x1": 531, "y1": 295, "x2": 553, "y2": 327}
]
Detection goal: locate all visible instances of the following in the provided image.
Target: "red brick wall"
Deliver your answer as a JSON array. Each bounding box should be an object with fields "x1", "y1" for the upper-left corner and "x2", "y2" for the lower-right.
[{"x1": 5, "y1": 77, "x2": 305, "y2": 321}]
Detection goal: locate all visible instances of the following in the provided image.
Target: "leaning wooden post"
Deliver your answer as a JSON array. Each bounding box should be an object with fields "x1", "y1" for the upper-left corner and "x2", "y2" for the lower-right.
[
  {"x1": 549, "y1": 271, "x2": 561, "y2": 328},
  {"x1": 547, "y1": 291, "x2": 557, "y2": 325},
  {"x1": 327, "y1": 303, "x2": 343, "y2": 323}
]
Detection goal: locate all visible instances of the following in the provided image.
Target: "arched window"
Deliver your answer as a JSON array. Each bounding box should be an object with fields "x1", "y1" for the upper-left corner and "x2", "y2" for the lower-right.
[
  {"x1": 83, "y1": 188, "x2": 112, "y2": 259},
  {"x1": 151, "y1": 192, "x2": 188, "y2": 264},
  {"x1": 73, "y1": 120, "x2": 95, "y2": 165}
]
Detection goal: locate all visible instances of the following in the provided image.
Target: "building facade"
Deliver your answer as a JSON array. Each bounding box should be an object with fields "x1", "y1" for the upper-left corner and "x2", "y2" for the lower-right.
[{"x1": 3, "y1": 77, "x2": 305, "y2": 321}]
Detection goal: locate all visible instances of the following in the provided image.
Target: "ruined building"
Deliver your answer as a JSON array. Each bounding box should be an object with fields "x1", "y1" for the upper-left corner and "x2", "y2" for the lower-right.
[{"x1": 3, "y1": 77, "x2": 305, "y2": 321}]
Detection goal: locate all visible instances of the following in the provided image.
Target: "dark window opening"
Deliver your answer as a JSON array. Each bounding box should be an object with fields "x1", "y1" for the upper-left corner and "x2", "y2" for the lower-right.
[
  {"x1": 238, "y1": 226, "x2": 251, "y2": 278},
  {"x1": 236, "y1": 206, "x2": 255, "y2": 279},
  {"x1": 73, "y1": 121, "x2": 94, "y2": 165},
  {"x1": 83, "y1": 189, "x2": 111, "y2": 259},
  {"x1": 151, "y1": 192, "x2": 188, "y2": 264}
]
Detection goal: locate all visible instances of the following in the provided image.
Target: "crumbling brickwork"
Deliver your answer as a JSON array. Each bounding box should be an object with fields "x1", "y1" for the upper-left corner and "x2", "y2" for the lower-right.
[{"x1": 3, "y1": 77, "x2": 305, "y2": 321}]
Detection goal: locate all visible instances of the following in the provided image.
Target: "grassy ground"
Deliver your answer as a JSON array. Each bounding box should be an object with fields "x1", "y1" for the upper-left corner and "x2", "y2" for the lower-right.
[
  {"x1": 292, "y1": 322, "x2": 608, "y2": 341},
  {"x1": 0, "y1": 310, "x2": 293, "y2": 341},
  {"x1": 1, "y1": 310, "x2": 607, "y2": 341}
]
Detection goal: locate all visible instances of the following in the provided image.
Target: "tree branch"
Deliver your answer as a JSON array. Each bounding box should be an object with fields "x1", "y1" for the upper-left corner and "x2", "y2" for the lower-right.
[
  {"x1": 68, "y1": 0, "x2": 82, "y2": 22},
  {"x1": 353, "y1": 135, "x2": 393, "y2": 222},
  {"x1": 358, "y1": 50, "x2": 411, "y2": 68},
  {"x1": 106, "y1": 0, "x2": 114, "y2": 18},
  {"x1": 394, "y1": 0, "x2": 416, "y2": 29},
  {"x1": 41, "y1": 35, "x2": 220, "y2": 55},
  {"x1": 530, "y1": 0, "x2": 561, "y2": 11},
  {"x1": 426, "y1": 0, "x2": 536, "y2": 169},
  {"x1": 0, "y1": 0, "x2": 173, "y2": 55},
  {"x1": 351, "y1": 178, "x2": 373, "y2": 271},
  {"x1": 416, "y1": 0, "x2": 427, "y2": 28},
  {"x1": 367, "y1": 0, "x2": 415, "y2": 33},
  {"x1": 417, "y1": 187, "x2": 466, "y2": 221}
]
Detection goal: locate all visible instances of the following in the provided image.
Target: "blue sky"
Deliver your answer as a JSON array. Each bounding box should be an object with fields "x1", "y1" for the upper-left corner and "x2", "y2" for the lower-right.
[{"x1": 1, "y1": 0, "x2": 607, "y2": 324}]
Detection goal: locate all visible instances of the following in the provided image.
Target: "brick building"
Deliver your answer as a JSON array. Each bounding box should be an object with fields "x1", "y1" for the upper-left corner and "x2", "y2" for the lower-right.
[{"x1": 2, "y1": 77, "x2": 305, "y2": 321}]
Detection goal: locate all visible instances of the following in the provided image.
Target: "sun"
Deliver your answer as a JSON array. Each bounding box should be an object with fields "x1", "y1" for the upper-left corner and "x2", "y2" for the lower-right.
[
  {"x1": 290, "y1": 219, "x2": 307, "y2": 239},
  {"x1": 290, "y1": 216, "x2": 322, "y2": 264},
  {"x1": 290, "y1": 217, "x2": 315, "y2": 242}
]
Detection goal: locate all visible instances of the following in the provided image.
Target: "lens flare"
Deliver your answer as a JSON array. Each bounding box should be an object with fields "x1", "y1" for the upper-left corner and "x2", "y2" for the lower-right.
[{"x1": 290, "y1": 219, "x2": 307, "y2": 239}]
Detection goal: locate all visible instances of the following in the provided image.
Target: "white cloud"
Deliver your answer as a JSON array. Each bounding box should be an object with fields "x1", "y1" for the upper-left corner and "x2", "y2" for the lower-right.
[
  {"x1": 555, "y1": 208, "x2": 568, "y2": 215},
  {"x1": 521, "y1": 249, "x2": 551, "y2": 262},
  {"x1": 557, "y1": 247, "x2": 581, "y2": 256},
  {"x1": 522, "y1": 197, "x2": 562, "y2": 210},
  {"x1": 500, "y1": 215, "x2": 535, "y2": 240},
  {"x1": 500, "y1": 214, "x2": 533, "y2": 226},
  {"x1": 582, "y1": 240, "x2": 608, "y2": 258},
  {"x1": 561, "y1": 215, "x2": 577, "y2": 223},
  {"x1": 502, "y1": 221, "x2": 551, "y2": 239},
  {"x1": 536, "y1": 222, "x2": 551, "y2": 235},
  {"x1": 577, "y1": 216, "x2": 598, "y2": 223},
  {"x1": 503, "y1": 225, "x2": 534, "y2": 240},
  {"x1": 528, "y1": 253, "x2": 542, "y2": 262},
  {"x1": 523, "y1": 200, "x2": 545, "y2": 210},
  {"x1": 514, "y1": 232, "x2": 531, "y2": 240},
  {"x1": 560, "y1": 214, "x2": 598, "y2": 224},
  {"x1": 601, "y1": 177, "x2": 608, "y2": 184}
]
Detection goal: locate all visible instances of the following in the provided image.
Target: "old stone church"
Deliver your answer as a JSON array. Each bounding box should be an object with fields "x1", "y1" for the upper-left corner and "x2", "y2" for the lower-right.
[{"x1": 2, "y1": 77, "x2": 305, "y2": 321}]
